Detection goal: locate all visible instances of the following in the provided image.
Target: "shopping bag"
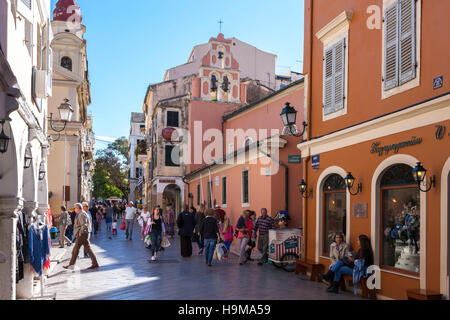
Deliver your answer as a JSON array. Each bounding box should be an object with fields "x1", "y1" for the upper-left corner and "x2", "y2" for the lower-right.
[
  {"x1": 216, "y1": 243, "x2": 225, "y2": 261},
  {"x1": 161, "y1": 237, "x2": 171, "y2": 248},
  {"x1": 120, "y1": 220, "x2": 126, "y2": 230},
  {"x1": 137, "y1": 216, "x2": 144, "y2": 227},
  {"x1": 144, "y1": 223, "x2": 151, "y2": 236},
  {"x1": 144, "y1": 235, "x2": 151, "y2": 246}
]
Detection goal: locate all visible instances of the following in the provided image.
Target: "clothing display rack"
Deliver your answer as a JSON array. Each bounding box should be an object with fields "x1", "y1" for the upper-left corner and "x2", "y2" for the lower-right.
[{"x1": 29, "y1": 215, "x2": 56, "y2": 300}]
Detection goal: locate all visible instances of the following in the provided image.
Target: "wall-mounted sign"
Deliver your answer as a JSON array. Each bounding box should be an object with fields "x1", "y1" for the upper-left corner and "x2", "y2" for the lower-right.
[
  {"x1": 354, "y1": 203, "x2": 368, "y2": 219},
  {"x1": 312, "y1": 155, "x2": 320, "y2": 168},
  {"x1": 288, "y1": 155, "x2": 302, "y2": 164},
  {"x1": 371, "y1": 137, "x2": 422, "y2": 156},
  {"x1": 434, "y1": 76, "x2": 443, "y2": 90},
  {"x1": 159, "y1": 179, "x2": 176, "y2": 184},
  {"x1": 215, "y1": 176, "x2": 220, "y2": 186}
]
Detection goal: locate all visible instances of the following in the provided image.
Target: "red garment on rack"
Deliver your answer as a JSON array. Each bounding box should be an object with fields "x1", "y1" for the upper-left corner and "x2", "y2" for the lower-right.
[{"x1": 43, "y1": 207, "x2": 52, "y2": 270}]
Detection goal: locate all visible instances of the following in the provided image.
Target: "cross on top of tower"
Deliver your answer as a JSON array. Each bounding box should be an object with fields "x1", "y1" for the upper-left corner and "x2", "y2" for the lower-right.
[{"x1": 218, "y1": 20, "x2": 224, "y2": 34}]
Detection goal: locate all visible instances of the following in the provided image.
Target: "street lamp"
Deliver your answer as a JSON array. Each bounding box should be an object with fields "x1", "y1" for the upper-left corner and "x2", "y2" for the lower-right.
[
  {"x1": 49, "y1": 98, "x2": 74, "y2": 133},
  {"x1": 412, "y1": 162, "x2": 436, "y2": 193},
  {"x1": 344, "y1": 172, "x2": 362, "y2": 196},
  {"x1": 280, "y1": 102, "x2": 308, "y2": 137},
  {"x1": 0, "y1": 120, "x2": 11, "y2": 154},
  {"x1": 298, "y1": 179, "x2": 313, "y2": 199},
  {"x1": 24, "y1": 147, "x2": 32, "y2": 169},
  {"x1": 38, "y1": 162, "x2": 46, "y2": 181},
  {"x1": 84, "y1": 161, "x2": 90, "y2": 176}
]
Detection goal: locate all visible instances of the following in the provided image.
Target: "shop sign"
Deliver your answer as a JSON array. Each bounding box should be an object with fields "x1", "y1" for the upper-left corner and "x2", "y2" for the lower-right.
[
  {"x1": 433, "y1": 76, "x2": 443, "y2": 90},
  {"x1": 435, "y1": 125, "x2": 446, "y2": 140},
  {"x1": 312, "y1": 154, "x2": 320, "y2": 168},
  {"x1": 215, "y1": 176, "x2": 220, "y2": 186},
  {"x1": 288, "y1": 155, "x2": 302, "y2": 164},
  {"x1": 159, "y1": 179, "x2": 176, "y2": 184},
  {"x1": 354, "y1": 203, "x2": 368, "y2": 219},
  {"x1": 371, "y1": 137, "x2": 422, "y2": 156}
]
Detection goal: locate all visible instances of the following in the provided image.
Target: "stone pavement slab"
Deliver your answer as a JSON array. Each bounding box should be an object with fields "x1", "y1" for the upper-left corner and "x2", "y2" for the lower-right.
[{"x1": 43, "y1": 221, "x2": 362, "y2": 300}]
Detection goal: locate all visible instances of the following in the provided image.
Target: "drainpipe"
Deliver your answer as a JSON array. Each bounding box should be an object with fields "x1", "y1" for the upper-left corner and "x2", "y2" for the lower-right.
[
  {"x1": 303, "y1": 0, "x2": 314, "y2": 263},
  {"x1": 259, "y1": 149, "x2": 289, "y2": 212},
  {"x1": 182, "y1": 176, "x2": 190, "y2": 207}
]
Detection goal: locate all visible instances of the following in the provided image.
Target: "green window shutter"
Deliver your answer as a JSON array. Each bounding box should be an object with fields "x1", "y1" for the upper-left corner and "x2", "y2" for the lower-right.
[
  {"x1": 333, "y1": 38, "x2": 345, "y2": 112},
  {"x1": 323, "y1": 47, "x2": 334, "y2": 115},
  {"x1": 399, "y1": 0, "x2": 416, "y2": 85},
  {"x1": 384, "y1": 2, "x2": 399, "y2": 91}
]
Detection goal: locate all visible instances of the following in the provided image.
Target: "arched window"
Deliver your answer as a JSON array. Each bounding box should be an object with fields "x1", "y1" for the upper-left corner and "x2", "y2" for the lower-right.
[
  {"x1": 222, "y1": 75, "x2": 229, "y2": 92},
  {"x1": 244, "y1": 137, "x2": 254, "y2": 151},
  {"x1": 61, "y1": 56, "x2": 72, "y2": 71},
  {"x1": 322, "y1": 174, "x2": 346, "y2": 256},
  {"x1": 380, "y1": 164, "x2": 420, "y2": 274}
]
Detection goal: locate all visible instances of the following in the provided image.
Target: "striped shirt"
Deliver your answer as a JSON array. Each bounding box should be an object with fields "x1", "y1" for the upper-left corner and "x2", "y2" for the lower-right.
[{"x1": 254, "y1": 216, "x2": 275, "y2": 235}]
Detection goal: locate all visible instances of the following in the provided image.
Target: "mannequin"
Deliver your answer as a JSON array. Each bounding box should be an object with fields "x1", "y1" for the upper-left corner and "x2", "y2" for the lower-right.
[{"x1": 405, "y1": 206, "x2": 419, "y2": 253}]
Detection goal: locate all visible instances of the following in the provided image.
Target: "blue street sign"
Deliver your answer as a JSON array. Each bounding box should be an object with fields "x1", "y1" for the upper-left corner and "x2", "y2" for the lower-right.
[
  {"x1": 312, "y1": 154, "x2": 320, "y2": 168},
  {"x1": 434, "y1": 76, "x2": 443, "y2": 90}
]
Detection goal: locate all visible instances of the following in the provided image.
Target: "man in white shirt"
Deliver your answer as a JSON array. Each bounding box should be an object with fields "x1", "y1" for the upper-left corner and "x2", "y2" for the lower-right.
[{"x1": 124, "y1": 202, "x2": 137, "y2": 240}]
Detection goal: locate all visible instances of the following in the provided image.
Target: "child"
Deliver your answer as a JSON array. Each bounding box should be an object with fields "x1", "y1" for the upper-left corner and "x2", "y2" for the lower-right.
[
  {"x1": 222, "y1": 218, "x2": 234, "y2": 257},
  {"x1": 112, "y1": 219, "x2": 118, "y2": 236}
]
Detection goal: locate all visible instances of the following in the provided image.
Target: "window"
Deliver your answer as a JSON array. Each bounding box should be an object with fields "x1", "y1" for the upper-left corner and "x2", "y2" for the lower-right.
[
  {"x1": 61, "y1": 56, "x2": 72, "y2": 71},
  {"x1": 211, "y1": 75, "x2": 218, "y2": 91},
  {"x1": 242, "y1": 169, "x2": 249, "y2": 204},
  {"x1": 197, "y1": 183, "x2": 201, "y2": 206},
  {"x1": 322, "y1": 174, "x2": 347, "y2": 256},
  {"x1": 222, "y1": 176, "x2": 227, "y2": 205},
  {"x1": 380, "y1": 164, "x2": 420, "y2": 274},
  {"x1": 165, "y1": 145, "x2": 180, "y2": 167},
  {"x1": 323, "y1": 38, "x2": 346, "y2": 116},
  {"x1": 167, "y1": 111, "x2": 179, "y2": 127},
  {"x1": 21, "y1": 0, "x2": 32, "y2": 9},
  {"x1": 384, "y1": 0, "x2": 417, "y2": 91}
]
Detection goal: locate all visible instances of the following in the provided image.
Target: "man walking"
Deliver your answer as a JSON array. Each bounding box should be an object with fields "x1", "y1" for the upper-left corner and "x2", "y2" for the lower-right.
[
  {"x1": 58, "y1": 206, "x2": 72, "y2": 248},
  {"x1": 63, "y1": 203, "x2": 99, "y2": 270},
  {"x1": 124, "y1": 201, "x2": 137, "y2": 240},
  {"x1": 177, "y1": 204, "x2": 196, "y2": 257},
  {"x1": 254, "y1": 208, "x2": 275, "y2": 266}
]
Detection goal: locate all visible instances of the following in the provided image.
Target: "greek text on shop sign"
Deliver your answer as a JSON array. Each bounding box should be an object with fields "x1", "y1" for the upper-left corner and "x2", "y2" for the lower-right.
[{"x1": 371, "y1": 137, "x2": 423, "y2": 156}]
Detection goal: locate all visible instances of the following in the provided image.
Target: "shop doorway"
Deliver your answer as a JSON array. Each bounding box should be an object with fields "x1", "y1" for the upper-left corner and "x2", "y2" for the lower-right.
[
  {"x1": 163, "y1": 184, "x2": 181, "y2": 215},
  {"x1": 322, "y1": 174, "x2": 347, "y2": 257}
]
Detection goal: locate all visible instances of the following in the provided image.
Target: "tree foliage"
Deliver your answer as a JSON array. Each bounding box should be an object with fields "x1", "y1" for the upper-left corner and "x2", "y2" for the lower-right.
[{"x1": 93, "y1": 137, "x2": 129, "y2": 200}]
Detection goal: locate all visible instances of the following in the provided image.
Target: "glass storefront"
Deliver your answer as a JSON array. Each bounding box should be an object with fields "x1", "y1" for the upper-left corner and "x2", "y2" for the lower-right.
[
  {"x1": 381, "y1": 164, "x2": 420, "y2": 274},
  {"x1": 323, "y1": 174, "x2": 346, "y2": 256}
]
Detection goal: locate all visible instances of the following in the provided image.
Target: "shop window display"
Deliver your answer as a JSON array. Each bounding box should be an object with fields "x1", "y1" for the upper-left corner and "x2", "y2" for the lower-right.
[
  {"x1": 381, "y1": 164, "x2": 420, "y2": 274},
  {"x1": 323, "y1": 174, "x2": 346, "y2": 256}
]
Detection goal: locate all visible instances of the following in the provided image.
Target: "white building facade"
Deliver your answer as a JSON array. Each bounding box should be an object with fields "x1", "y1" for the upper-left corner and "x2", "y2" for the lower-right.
[
  {"x1": 0, "y1": 0, "x2": 53, "y2": 300},
  {"x1": 128, "y1": 112, "x2": 145, "y2": 203}
]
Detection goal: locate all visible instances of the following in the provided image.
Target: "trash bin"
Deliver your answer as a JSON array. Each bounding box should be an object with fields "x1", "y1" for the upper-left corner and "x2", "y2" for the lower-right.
[{"x1": 50, "y1": 227, "x2": 58, "y2": 240}]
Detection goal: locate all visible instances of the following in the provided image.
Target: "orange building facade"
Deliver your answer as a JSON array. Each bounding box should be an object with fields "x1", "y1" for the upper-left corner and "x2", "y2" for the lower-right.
[
  {"x1": 299, "y1": 0, "x2": 450, "y2": 299},
  {"x1": 184, "y1": 80, "x2": 305, "y2": 228}
]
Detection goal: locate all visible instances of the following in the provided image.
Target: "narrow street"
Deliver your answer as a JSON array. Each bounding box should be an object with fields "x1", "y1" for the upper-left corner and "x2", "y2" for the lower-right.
[{"x1": 44, "y1": 221, "x2": 361, "y2": 300}]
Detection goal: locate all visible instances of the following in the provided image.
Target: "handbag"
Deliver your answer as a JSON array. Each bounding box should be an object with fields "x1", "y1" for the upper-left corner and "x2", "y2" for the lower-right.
[
  {"x1": 192, "y1": 233, "x2": 200, "y2": 243},
  {"x1": 343, "y1": 257, "x2": 355, "y2": 268},
  {"x1": 120, "y1": 220, "x2": 126, "y2": 230}
]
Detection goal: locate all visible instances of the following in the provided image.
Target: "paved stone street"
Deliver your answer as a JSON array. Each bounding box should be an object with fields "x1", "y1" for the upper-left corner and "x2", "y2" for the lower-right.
[{"x1": 44, "y1": 221, "x2": 361, "y2": 300}]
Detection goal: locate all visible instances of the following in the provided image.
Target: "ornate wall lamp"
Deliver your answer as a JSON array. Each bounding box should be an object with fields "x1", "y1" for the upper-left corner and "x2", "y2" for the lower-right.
[
  {"x1": 298, "y1": 179, "x2": 313, "y2": 199},
  {"x1": 48, "y1": 98, "x2": 74, "y2": 139},
  {"x1": 38, "y1": 162, "x2": 46, "y2": 181},
  {"x1": 412, "y1": 162, "x2": 436, "y2": 193},
  {"x1": 280, "y1": 102, "x2": 308, "y2": 137},
  {"x1": 344, "y1": 172, "x2": 362, "y2": 196},
  {"x1": 24, "y1": 147, "x2": 32, "y2": 169}
]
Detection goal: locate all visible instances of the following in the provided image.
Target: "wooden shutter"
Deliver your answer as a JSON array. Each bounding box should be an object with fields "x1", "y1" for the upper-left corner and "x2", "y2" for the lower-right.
[
  {"x1": 384, "y1": 2, "x2": 399, "y2": 90},
  {"x1": 334, "y1": 39, "x2": 345, "y2": 111},
  {"x1": 323, "y1": 47, "x2": 334, "y2": 115},
  {"x1": 399, "y1": 0, "x2": 416, "y2": 85}
]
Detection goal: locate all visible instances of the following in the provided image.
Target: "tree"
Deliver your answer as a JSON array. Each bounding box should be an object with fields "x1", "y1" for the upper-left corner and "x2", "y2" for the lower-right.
[{"x1": 93, "y1": 137, "x2": 130, "y2": 200}]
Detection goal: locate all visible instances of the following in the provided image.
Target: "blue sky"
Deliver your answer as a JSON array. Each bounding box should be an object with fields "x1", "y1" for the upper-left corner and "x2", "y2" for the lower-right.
[{"x1": 50, "y1": 0, "x2": 305, "y2": 150}]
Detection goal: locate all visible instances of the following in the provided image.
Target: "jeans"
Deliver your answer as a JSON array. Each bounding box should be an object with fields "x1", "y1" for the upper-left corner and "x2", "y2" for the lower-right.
[
  {"x1": 150, "y1": 229, "x2": 162, "y2": 257},
  {"x1": 238, "y1": 237, "x2": 249, "y2": 263},
  {"x1": 66, "y1": 224, "x2": 74, "y2": 241},
  {"x1": 204, "y1": 238, "x2": 217, "y2": 265},
  {"x1": 197, "y1": 235, "x2": 205, "y2": 250},
  {"x1": 125, "y1": 219, "x2": 134, "y2": 239},
  {"x1": 223, "y1": 241, "x2": 232, "y2": 252},
  {"x1": 332, "y1": 260, "x2": 354, "y2": 282}
]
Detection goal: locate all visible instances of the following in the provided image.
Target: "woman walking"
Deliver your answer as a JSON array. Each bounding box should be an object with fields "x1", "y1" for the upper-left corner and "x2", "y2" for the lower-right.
[
  {"x1": 140, "y1": 205, "x2": 151, "y2": 241},
  {"x1": 199, "y1": 209, "x2": 220, "y2": 267},
  {"x1": 165, "y1": 205, "x2": 176, "y2": 239},
  {"x1": 148, "y1": 207, "x2": 166, "y2": 261},
  {"x1": 222, "y1": 217, "x2": 234, "y2": 253}
]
